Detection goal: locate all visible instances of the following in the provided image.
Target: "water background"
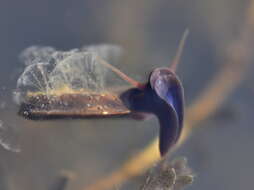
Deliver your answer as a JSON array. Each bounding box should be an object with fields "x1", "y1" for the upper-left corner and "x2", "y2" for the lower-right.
[{"x1": 0, "y1": 1, "x2": 253, "y2": 190}]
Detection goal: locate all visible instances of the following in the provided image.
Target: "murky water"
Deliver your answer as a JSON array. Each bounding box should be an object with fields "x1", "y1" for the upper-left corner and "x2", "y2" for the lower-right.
[{"x1": 1, "y1": 1, "x2": 253, "y2": 190}]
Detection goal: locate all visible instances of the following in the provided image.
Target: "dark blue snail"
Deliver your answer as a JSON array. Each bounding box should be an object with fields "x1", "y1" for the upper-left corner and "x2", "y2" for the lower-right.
[
  {"x1": 17, "y1": 31, "x2": 188, "y2": 157},
  {"x1": 120, "y1": 67, "x2": 184, "y2": 156},
  {"x1": 120, "y1": 31, "x2": 187, "y2": 156}
]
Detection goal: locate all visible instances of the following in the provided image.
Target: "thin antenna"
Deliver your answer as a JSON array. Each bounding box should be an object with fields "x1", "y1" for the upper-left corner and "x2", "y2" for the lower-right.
[
  {"x1": 95, "y1": 56, "x2": 144, "y2": 89},
  {"x1": 170, "y1": 29, "x2": 189, "y2": 72}
]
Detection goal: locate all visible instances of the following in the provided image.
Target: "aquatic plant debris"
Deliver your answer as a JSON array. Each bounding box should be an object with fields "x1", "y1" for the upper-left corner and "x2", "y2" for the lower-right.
[
  {"x1": 0, "y1": 120, "x2": 21, "y2": 153},
  {"x1": 141, "y1": 157, "x2": 194, "y2": 190},
  {"x1": 15, "y1": 45, "x2": 132, "y2": 119},
  {"x1": 15, "y1": 45, "x2": 125, "y2": 106}
]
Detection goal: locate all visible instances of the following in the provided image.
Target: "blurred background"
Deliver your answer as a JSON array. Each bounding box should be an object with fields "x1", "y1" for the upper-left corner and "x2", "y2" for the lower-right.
[{"x1": 0, "y1": 0, "x2": 253, "y2": 190}]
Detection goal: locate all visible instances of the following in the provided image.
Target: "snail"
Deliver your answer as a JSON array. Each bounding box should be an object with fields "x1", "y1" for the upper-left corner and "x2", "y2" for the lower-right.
[{"x1": 17, "y1": 30, "x2": 188, "y2": 156}]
